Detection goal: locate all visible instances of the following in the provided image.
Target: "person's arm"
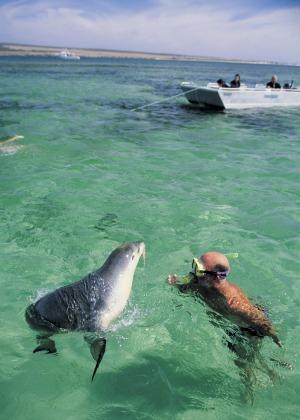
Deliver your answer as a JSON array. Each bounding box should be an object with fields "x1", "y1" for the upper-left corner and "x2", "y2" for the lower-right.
[
  {"x1": 245, "y1": 306, "x2": 282, "y2": 347},
  {"x1": 223, "y1": 284, "x2": 282, "y2": 347}
]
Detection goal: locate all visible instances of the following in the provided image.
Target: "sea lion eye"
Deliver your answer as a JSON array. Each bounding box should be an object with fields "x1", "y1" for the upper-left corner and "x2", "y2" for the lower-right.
[{"x1": 132, "y1": 255, "x2": 135, "y2": 260}]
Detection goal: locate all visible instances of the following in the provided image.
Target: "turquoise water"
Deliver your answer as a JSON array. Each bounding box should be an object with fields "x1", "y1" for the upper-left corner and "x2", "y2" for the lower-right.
[{"x1": 1, "y1": 56, "x2": 300, "y2": 419}]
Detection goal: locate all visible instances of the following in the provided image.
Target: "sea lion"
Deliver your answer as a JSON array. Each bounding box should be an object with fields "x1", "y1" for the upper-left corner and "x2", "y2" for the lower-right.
[{"x1": 25, "y1": 241, "x2": 145, "y2": 381}]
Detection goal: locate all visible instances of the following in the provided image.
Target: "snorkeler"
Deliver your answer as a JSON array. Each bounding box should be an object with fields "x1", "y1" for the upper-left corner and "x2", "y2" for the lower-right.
[{"x1": 168, "y1": 252, "x2": 282, "y2": 347}]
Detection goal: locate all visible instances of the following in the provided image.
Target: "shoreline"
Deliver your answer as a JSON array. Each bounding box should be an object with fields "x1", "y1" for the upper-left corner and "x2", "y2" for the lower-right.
[{"x1": 0, "y1": 43, "x2": 290, "y2": 65}]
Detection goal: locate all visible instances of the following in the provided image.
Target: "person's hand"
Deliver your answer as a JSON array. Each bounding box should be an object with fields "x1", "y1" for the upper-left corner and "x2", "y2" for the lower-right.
[{"x1": 167, "y1": 274, "x2": 179, "y2": 284}]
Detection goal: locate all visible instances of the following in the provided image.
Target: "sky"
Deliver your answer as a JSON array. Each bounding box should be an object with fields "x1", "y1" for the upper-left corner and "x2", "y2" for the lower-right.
[{"x1": 0, "y1": 0, "x2": 299, "y2": 64}]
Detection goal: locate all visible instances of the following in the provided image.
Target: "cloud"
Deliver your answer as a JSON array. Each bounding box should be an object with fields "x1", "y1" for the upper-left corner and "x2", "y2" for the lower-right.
[{"x1": 0, "y1": 0, "x2": 299, "y2": 63}]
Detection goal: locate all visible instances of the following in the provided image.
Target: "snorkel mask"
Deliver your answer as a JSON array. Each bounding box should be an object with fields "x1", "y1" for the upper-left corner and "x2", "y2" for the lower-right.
[{"x1": 192, "y1": 253, "x2": 238, "y2": 281}]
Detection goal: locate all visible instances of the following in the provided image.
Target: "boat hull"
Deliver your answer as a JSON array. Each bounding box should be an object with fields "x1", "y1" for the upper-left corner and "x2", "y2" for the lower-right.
[
  {"x1": 181, "y1": 82, "x2": 300, "y2": 109},
  {"x1": 57, "y1": 50, "x2": 80, "y2": 60}
]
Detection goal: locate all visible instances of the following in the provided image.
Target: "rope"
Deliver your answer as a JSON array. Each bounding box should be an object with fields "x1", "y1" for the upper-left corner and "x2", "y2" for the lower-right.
[{"x1": 130, "y1": 87, "x2": 198, "y2": 111}]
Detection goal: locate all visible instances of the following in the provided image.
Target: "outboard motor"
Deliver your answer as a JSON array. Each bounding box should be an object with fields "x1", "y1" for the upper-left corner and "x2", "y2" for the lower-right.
[{"x1": 283, "y1": 80, "x2": 293, "y2": 89}]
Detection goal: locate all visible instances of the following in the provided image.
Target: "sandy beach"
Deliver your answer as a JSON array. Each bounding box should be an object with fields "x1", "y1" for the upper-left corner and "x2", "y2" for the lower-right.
[
  {"x1": 0, "y1": 43, "x2": 216, "y2": 61},
  {"x1": 0, "y1": 43, "x2": 276, "y2": 64}
]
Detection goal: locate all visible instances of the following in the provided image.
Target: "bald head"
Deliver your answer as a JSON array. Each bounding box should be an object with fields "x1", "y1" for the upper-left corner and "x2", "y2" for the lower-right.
[{"x1": 200, "y1": 252, "x2": 230, "y2": 273}]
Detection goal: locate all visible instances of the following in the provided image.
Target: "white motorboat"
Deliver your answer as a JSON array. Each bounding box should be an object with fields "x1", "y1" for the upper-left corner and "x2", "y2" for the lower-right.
[
  {"x1": 181, "y1": 82, "x2": 300, "y2": 109},
  {"x1": 57, "y1": 50, "x2": 80, "y2": 60}
]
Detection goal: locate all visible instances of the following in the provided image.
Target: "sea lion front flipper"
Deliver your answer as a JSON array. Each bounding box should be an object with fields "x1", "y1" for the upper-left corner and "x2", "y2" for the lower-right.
[
  {"x1": 84, "y1": 335, "x2": 107, "y2": 381},
  {"x1": 33, "y1": 336, "x2": 57, "y2": 354},
  {"x1": 91, "y1": 338, "x2": 106, "y2": 381}
]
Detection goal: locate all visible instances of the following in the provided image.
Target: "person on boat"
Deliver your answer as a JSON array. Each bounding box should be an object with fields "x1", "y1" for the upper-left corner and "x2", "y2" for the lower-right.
[
  {"x1": 230, "y1": 74, "x2": 241, "y2": 88},
  {"x1": 266, "y1": 75, "x2": 281, "y2": 89},
  {"x1": 217, "y1": 79, "x2": 230, "y2": 88},
  {"x1": 167, "y1": 251, "x2": 282, "y2": 347}
]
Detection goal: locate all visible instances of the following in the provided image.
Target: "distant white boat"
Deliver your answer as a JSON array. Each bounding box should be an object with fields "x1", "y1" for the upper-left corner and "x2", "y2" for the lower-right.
[
  {"x1": 57, "y1": 50, "x2": 80, "y2": 60},
  {"x1": 181, "y1": 82, "x2": 300, "y2": 109}
]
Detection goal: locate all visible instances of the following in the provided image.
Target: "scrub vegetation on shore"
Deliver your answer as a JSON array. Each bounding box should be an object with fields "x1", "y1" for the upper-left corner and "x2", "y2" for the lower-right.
[{"x1": 0, "y1": 43, "x2": 283, "y2": 65}]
